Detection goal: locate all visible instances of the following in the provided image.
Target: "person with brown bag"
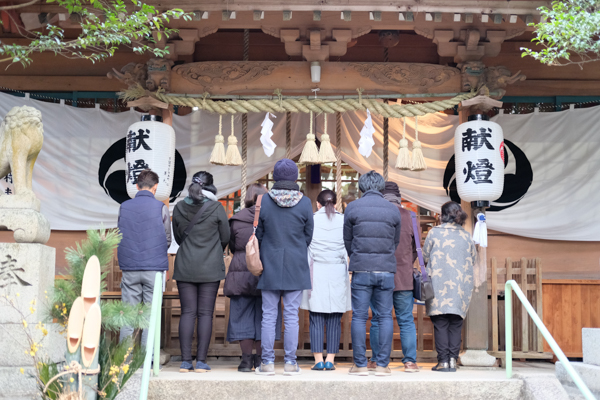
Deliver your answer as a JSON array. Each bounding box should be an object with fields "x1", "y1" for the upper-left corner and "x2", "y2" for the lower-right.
[
  {"x1": 224, "y1": 183, "x2": 281, "y2": 372},
  {"x1": 254, "y1": 159, "x2": 314, "y2": 376}
]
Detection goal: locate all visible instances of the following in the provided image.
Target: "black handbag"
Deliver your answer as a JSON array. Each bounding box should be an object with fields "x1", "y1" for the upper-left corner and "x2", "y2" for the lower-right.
[{"x1": 411, "y1": 212, "x2": 435, "y2": 302}]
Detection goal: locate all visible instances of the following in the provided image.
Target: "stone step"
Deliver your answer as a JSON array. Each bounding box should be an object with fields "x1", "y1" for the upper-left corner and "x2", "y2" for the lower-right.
[
  {"x1": 146, "y1": 362, "x2": 525, "y2": 400},
  {"x1": 556, "y1": 361, "x2": 600, "y2": 400}
]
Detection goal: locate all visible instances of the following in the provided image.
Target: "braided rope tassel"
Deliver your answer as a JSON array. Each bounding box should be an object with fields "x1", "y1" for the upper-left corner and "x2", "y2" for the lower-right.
[
  {"x1": 225, "y1": 114, "x2": 242, "y2": 166},
  {"x1": 411, "y1": 116, "x2": 427, "y2": 171},
  {"x1": 299, "y1": 111, "x2": 319, "y2": 164},
  {"x1": 318, "y1": 113, "x2": 336, "y2": 163},
  {"x1": 395, "y1": 117, "x2": 412, "y2": 170},
  {"x1": 210, "y1": 115, "x2": 227, "y2": 165}
]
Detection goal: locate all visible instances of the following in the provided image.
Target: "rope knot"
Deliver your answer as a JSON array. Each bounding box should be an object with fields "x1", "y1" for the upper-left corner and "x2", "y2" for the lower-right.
[
  {"x1": 356, "y1": 88, "x2": 364, "y2": 106},
  {"x1": 202, "y1": 92, "x2": 210, "y2": 108},
  {"x1": 273, "y1": 88, "x2": 283, "y2": 111}
]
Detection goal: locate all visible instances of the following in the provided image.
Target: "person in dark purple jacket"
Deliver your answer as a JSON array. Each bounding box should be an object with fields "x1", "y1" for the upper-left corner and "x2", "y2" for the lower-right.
[{"x1": 224, "y1": 183, "x2": 281, "y2": 373}]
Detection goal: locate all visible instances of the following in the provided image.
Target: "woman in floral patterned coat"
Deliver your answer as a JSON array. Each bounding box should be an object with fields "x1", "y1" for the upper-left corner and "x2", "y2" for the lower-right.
[{"x1": 423, "y1": 201, "x2": 477, "y2": 373}]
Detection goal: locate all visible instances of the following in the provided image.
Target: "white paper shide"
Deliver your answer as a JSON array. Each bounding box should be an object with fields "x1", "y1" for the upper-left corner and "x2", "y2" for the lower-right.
[
  {"x1": 358, "y1": 109, "x2": 376, "y2": 158},
  {"x1": 125, "y1": 117, "x2": 176, "y2": 201},
  {"x1": 260, "y1": 112, "x2": 277, "y2": 157}
]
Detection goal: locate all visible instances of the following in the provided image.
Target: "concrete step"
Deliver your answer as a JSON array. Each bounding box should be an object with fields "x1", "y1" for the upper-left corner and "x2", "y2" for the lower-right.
[
  {"x1": 147, "y1": 361, "x2": 525, "y2": 400},
  {"x1": 556, "y1": 361, "x2": 600, "y2": 400}
]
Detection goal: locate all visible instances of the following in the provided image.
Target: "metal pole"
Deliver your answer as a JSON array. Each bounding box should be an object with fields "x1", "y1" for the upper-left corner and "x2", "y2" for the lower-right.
[
  {"x1": 139, "y1": 273, "x2": 163, "y2": 400},
  {"x1": 505, "y1": 282, "x2": 513, "y2": 378}
]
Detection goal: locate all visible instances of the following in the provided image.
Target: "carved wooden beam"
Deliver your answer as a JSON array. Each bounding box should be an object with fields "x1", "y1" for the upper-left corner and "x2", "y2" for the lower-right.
[{"x1": 170, "y1": 61, "x2": 462, "y2": 95}]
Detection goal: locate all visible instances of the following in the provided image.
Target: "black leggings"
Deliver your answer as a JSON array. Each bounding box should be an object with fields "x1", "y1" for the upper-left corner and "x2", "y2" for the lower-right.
[{"x1": 177, "y1": 281, "x2": 220, "y2": 362}]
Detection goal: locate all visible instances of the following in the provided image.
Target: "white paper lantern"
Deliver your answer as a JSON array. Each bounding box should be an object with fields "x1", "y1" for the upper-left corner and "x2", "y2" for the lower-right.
[
  {"x1": 454, "y1": 114, "x2": 504, "y2": 203},
  {"x1": 125, "y1": 115, "x2": 176, "y2": 201}
]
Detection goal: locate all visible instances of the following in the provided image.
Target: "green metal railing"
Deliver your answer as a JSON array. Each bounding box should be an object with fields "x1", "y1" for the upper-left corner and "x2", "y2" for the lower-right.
[
  {"x1": 505, "y1": 280, "x2": 596, "y2": 400},
  {"x1": 139, "y1": 272, "x2": 163, "y2": 400}
]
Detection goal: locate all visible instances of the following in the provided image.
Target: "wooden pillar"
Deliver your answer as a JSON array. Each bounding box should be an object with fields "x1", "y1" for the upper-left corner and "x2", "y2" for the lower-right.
[{"x1": 458, "y1": 107, "x2": 496, "y2": 367}]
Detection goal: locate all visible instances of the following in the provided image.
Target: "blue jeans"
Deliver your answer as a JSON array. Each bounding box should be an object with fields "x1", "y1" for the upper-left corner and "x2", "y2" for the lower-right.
[
  {"x1": 370, "y1": 290, "x2": 417, "y2": 364},
  {"x1": 261, "y1": 290, "x2": 302, "y2": 364},
  {"x1": 351, "y1": 272, "x2": 394, "y2": 368}
]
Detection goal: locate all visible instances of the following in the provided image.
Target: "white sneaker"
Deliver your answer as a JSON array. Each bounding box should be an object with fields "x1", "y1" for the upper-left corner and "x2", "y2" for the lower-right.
[{"x1": 283, "y1": 362, "x2": 301, "y2": 376}]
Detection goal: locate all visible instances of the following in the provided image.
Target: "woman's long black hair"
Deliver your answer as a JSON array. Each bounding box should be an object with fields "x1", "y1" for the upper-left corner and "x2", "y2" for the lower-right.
[
  {"x1": 188, "y1": 171, "x2": 217, "y2": 204},
  {"x1": 317, "y1": 189, "x2": 337, "y2": 220}
]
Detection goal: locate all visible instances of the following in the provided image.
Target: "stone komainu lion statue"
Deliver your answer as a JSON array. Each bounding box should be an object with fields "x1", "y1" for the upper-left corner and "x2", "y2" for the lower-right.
[{"x1": 0, "y1": 106, "x2": 43, "y2": 199}]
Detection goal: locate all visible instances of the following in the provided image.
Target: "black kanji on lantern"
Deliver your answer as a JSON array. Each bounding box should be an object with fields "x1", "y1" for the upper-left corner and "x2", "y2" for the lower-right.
[
  {"x1": 463, "y1": 159, "x2": 495, "y2": 184},
  {"x1": 462, "y1": 127, "x2": 494, "y2": 152},
  {"x1": 127, "y1": 159, "x2": 149, "y2": 184},
  {"x1": 127, "y1": 129, "x2": 152, "y2": 153},
  {"x1": 4, "y1": 188, "x2": 11, "y2": 195},
  {"x1": 3, "y1": 173, "x2": 12, "y2": 183}
]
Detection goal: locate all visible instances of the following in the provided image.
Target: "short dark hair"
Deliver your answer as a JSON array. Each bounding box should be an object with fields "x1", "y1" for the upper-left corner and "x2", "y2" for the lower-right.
[
  {"x1": 245, "y1": 183, "x2": 267, "y2": 208},
  {"x1": 441, "y1": 201, "x2": 468, "y2": 225},
  {"x1": 136, "y1": 169, "x2": 159, "y2": 189},
  {"x1": 358, "y1": 170, "x2": 385, "y2": 193},
  {"x1": 189, "y1": 171, "x2": 217, "y2": 204}
]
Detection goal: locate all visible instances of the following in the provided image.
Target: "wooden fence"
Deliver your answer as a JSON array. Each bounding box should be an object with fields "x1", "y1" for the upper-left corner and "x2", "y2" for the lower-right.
[
  {"x1": 487, "y1": 257, "x2": 552, "y2": 361},
  {"x1": 542, "y1": 279, "x2": 600, "y2": 358},
  {"x1": 112, "y1": 255, "x2": 600, "y2": 362},
  {"x1": 104, "y1": 254, "x2": 439, "y2": 360}
]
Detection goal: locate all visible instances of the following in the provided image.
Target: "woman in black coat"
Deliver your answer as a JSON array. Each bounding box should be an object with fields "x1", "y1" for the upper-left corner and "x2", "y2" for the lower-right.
[
  {"x1": 224, "y1": 183, "x2": 269, "y2": 372},
  {"x1": 172, "y1": 171, "x2": 229, "y2": 373}
]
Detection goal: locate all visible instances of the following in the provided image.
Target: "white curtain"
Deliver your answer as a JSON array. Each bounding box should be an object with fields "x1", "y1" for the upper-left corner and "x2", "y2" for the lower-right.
[{"x1": 0, "y1": 92, "x2": 599, "y2": 241}]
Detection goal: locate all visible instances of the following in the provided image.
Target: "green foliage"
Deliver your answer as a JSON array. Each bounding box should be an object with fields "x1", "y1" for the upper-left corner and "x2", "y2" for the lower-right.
[
  {"x1": 98, "y1": 334, "x2": 145, "y2": 400},
  {"x1": 48, "y1": 228, "x2": 149, "y2": 332},
  {"x1": 101, "y1": 301, "x2": 149, "y2": 332},
  {"x1": 523, "y1": 0, "x2": 600, "y2": 66},
  {"x1": 36, "y1": 360, "x2": 62, "y2": 400},
  {"x1": 0, "y1": 0, "x2": 192, "y2": 67}
]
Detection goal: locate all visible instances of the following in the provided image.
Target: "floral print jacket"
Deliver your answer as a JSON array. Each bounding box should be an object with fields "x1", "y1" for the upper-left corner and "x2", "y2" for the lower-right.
[{"x1": 422, "y1": 223, "x2": 477, "y2": 319}]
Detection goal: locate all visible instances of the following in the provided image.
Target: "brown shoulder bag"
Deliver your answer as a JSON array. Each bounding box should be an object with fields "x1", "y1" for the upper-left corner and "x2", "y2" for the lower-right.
[{"x1": 245, "y1": 195, "x2": 263, "y2": 276}]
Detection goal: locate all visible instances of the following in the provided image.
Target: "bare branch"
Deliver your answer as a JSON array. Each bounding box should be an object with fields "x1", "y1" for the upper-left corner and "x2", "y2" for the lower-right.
[{"x1": 0, "y1": 0, "x2": 39, "y2": 11}]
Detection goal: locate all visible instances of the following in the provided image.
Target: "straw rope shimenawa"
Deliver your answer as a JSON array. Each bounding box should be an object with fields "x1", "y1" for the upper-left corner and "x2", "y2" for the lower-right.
[{"x1": 146, "y1": 90, "x2": 477, "y2": 119}]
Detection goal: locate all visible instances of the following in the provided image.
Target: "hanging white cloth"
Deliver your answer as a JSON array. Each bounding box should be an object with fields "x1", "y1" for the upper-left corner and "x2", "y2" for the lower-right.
[
  {"x1": 357, "y1": 109, "x2": 376, "y2": 158},
  {"x1": 472, "y1": 213, "x2": 488, "y2": 247},
  {"x1": 260, "y1": 112, "x2": 277, "y2": 157}
]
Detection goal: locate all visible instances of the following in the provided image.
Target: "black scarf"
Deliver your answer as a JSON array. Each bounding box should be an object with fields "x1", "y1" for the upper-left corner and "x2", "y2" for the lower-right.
[{"x1": 272, "y1": 180, "x2": 299, "y2": 191}]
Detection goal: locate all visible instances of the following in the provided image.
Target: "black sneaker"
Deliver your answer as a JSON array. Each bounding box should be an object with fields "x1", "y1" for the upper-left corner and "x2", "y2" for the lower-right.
[
  {"x1": 253, "y1": 354, "x2": 262, "y2": 369},
  {"x1": 238, "y1": 353, "x2": 253, "y2": 372}
]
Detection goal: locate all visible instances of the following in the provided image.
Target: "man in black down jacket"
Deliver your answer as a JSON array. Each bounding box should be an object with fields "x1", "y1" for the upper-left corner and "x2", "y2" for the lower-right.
[{"x1": 344, "y1": 171, "x2": 401, "y2": 377}]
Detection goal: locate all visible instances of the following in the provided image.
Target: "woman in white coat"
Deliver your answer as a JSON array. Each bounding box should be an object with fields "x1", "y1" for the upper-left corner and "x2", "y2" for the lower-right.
[{"x1": 301, "y1": 189, "x2": 352, "y2": 371}]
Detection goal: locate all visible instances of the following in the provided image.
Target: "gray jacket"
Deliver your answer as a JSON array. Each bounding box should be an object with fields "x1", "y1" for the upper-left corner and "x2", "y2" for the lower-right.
[{"x1": 422, "y1": 223, "x2": 477, "y2": 319}]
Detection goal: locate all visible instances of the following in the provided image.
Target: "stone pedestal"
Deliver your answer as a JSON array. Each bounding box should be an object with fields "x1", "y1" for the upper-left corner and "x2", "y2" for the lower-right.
[
  {"x1": 0, "y1": 209, "x2": 50, "y2": 244},
  {"x1": 0, "y1": 243, "x2": 65, "y2": 399},
  {"x1": 582, "y1": 328, "x2": 600, "y2": 367},
  {"x1": 460, "y1": 284, "x2": 497, "y2": 367}
]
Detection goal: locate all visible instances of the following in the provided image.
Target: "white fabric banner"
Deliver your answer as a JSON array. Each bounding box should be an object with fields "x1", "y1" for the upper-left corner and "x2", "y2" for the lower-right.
[{"x1": 0, "y1": 92, "x2": 598, "y2": 241}]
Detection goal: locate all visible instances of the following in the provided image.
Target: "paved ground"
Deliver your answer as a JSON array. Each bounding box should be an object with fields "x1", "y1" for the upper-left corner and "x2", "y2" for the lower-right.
[{"x1": 154, "y1": 359, "x2": 554, "y2": 382}]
